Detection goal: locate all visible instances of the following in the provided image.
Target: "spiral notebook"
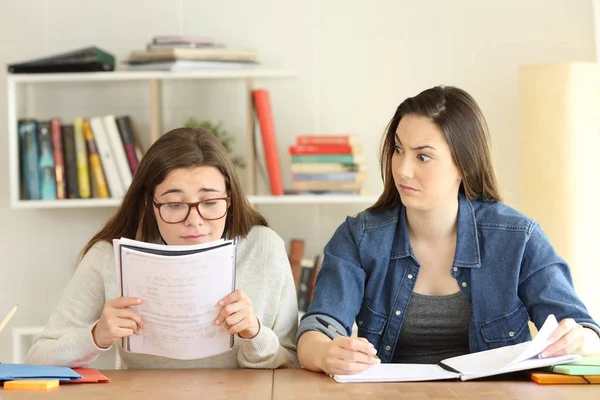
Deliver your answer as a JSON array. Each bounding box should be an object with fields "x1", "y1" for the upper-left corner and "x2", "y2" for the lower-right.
[{"x1": 113, "y1": 237, "x2": 237, "y2": 360}]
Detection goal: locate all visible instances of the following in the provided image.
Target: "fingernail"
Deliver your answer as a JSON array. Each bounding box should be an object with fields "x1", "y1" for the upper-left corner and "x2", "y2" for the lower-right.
[
  {"x1": 215, "y1": 319, "x2": 220, "y2": 325},
  {"x1": 547, "y1": 337, "x2": 556, "y2": 345},
  {"x1": 219, "y1": 301, "x2": 224, "y2": 306},
  {"x1": 540, "y1": 351, "x2": 549, "y2": 358},
  {"x1": 371, "y1": 348, "x2": 377, "y2": 355},
  {"x1": 137, "y1": 298, "x2": 142, "y2": 304},
  {"x1": 374, "y1": 357, "x2": 381, "y2": 363}
]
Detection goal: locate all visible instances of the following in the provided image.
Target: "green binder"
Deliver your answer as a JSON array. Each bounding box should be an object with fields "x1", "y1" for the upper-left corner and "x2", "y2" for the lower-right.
[
  {"x1": 548, "y1": 356, "x2": 600, "y2": 375},
  {"x1": 8, "y1": 47, "x2": 115, "y2": 73}
]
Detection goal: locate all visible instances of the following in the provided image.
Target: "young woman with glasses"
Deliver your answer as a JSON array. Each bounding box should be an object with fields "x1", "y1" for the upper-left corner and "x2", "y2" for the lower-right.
[{"x1": 27, "y1": 128, "x2": 298, "y2": 369}]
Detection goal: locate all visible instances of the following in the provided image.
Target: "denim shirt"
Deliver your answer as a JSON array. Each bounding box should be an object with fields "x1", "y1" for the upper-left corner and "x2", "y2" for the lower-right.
[{"x1": 297, "y1": 194, "x2": 600, "y2": 363}]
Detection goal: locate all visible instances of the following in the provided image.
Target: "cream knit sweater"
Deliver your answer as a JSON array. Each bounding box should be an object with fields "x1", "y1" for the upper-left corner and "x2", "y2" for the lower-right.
[{"x1": 26, "y1": 226, "x2": 298, "y2": 369}]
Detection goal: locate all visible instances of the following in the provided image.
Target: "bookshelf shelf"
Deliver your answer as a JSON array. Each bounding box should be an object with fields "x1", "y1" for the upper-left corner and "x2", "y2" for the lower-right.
[
  {"x1": 7, "y1": 69, "x2": 297, "y2": 83},
  {"x1": 11, "y1": 195, "x2": 378, "y2": 209},
  {"x1": 7, "y1": 69, "x2": 296, "y2": 209}
]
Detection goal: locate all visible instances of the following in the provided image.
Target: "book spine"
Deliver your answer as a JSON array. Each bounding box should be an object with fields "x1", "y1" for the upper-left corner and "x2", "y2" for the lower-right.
[
  {"x1": 292, "y1": 181, "x2": 362, "y2": 191},
  {"x1": 61, "y1": 125, "x2": 79, "y2": 199},
  {"x1": 293, "y1": 172, "x2": 362, "y2": 182},
  {"x1": 289, "y1": 144, "x2": 357, "y2": 155},
  {"x1": 89, "y1": 117, "x2": 124, "y2": 198},
  {"x1": 309, "y1": 254, "x2": 323, "y2": 304},
  {"x1": 50, "y1": 118, "x2": 66, "y2": 199},
  {"x1": 252, "y1": 89, "x2": 284, "y2": 195},
  {"x1": 37, "y1": 121, "x2": 57, "y2": 200},
  {"x1": 18, "y1": 120, "x2": 41, "y2": 200},
  {"x1": 288, "y1": 239, "x2": 305, "y2": 291},
  {"x1": 291, "y1": 154, "x2": 358, "y2": 164},
  {"x1": 115, "y1": 116, "x2": 139, "y2": 174},
  {"x1": 102, "y1": 115, "x2": 133, "y2": 192},
  {"x1": 297, "y1": 135, "x2": 353, "y2": 146},
  {"x1": 291, "y1": 163, "x2": 360, "y2": 173},
  {"x1": 297, "y1": 262, "x2": 315, "y2": 313},
  {"x1": 83, "y1": 121, "x2": 109, "y2": 198},
  {"x1": 73, "y1": 117, "x2": 91, "y2": 198}
]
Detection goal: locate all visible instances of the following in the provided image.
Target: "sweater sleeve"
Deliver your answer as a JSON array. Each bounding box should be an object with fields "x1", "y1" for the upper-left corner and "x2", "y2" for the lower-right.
[
  {"x1": 236, "y1": 229, "x2": 299, "y2": 368},
  {"x1": 25, "y1": 242, "x2": 113, "y2": 367}
]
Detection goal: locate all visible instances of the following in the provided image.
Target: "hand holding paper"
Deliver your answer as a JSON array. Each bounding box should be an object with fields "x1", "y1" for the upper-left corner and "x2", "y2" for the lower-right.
[
  {"x1": 215, "y1": 289, "x2": 260, "y2": 339},
  {"x1": 92, "y1": 297, "x2": 145, "y2": 349}
]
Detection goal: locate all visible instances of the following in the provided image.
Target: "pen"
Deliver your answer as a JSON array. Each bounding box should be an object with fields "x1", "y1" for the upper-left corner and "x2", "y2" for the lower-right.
[
  {"x1": 0, "y1": 305, "x2": 18, "y2": 334},
  {"x1": 315, "y1": 316, "x2": 379, "y2": 359}
]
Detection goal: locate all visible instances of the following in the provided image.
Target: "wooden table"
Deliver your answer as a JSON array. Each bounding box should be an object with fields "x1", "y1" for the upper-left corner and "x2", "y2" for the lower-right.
[
  {"x1": 2, "y1": 369, "x2": 600, "y2": 399},
  {"x1": 273, "y1": 369, "x2": 600, "y2": 400},
  {"x1": 0, "y1": 369, "x2": 274, "y2": 400}
]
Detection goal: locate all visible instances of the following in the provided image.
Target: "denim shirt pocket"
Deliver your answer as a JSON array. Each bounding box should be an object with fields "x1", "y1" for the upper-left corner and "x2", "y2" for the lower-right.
[
  {"x1": 355, "y1": 304, "x2": 388, "y2": 350},
  {"x1": 480, "y1": 303, "x2": 531, "y2": 349}
]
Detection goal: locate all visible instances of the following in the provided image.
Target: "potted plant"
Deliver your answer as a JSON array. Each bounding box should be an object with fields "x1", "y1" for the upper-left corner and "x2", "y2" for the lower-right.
[{"x1": 183, "y1": 118, "x2": 246, "y2": 169}]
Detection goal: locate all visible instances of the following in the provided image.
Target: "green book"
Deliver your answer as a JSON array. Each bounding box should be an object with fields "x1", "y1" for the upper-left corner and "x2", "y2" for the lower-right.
[
  {"x1": 547, "y1": 356, "x2": 600, "y2": 375},
  {"x1": 292, "y1": 154, "x2": 363, "y2": 164},
  {"x1": 8, "y1": 47, "x2": 115, "y2": 73}
]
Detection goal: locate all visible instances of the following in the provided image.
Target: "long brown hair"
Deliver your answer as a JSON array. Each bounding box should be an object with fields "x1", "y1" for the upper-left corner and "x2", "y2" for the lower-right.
[
  {"x1": 80, "y1": 127, "x2": 267, "y2": 258},
  {"x1": 369, "y1": 85, "x2": 502, "y2": 211}
]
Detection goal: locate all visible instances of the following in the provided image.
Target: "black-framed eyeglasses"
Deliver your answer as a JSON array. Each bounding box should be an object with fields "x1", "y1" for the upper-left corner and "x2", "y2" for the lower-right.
[{"x1": 152, "y1": 197, "x2": 230, "y2": 224}]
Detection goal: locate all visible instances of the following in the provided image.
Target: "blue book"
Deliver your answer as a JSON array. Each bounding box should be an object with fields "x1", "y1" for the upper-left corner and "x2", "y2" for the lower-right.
[
  {"x1": 0, "y1": 364, "x2": 82, "y2": 381},
  {"x1": 18, "y1": 120, "x2": 41, "y2": 200},
  {"x1": 37, "y1": 121, "x2": 57, "y2": 200}
]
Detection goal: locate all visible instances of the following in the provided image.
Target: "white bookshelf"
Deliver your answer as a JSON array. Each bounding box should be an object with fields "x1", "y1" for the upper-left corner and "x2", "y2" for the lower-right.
[
  {"x1": 10, "y1": 195, "x2": 379, "y2": 209},
  {"x1": 7, "y1": 69, "x2": 297, "y2": 209},
  {"x1": 7, "y1": 69, "x2": 376, "y2": 210}
]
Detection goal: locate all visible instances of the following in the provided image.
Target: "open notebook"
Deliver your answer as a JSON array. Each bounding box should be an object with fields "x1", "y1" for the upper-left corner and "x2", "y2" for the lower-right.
[{"x1": 334, "y1": 314, "x2": 580, "y2": 383}]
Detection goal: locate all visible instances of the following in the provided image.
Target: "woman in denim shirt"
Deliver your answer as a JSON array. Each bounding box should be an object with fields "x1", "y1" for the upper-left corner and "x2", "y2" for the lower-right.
[{"x1": 296, "y1": 86, "x2": 600, "y2": 375}]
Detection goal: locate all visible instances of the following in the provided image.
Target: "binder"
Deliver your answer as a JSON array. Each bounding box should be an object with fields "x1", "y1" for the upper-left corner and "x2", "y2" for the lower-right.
[{"x1": 8, "y1": 47, "x2": 115, "y2": 73}]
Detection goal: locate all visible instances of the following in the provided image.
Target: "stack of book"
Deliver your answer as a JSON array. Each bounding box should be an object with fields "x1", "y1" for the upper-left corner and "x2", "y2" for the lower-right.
[
  {"x1": 18, "y1": 116, "x2": 143, "y2": 200},
  {"x1": 125, "y1": 35, "x2": 258, "y2": 71},
  {"x1": 289, "y1": 135, "x2": 365, "y2": 195}
]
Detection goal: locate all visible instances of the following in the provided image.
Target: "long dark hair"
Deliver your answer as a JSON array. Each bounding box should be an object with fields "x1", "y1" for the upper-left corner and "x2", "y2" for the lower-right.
[
  {"x1": 369, "y1": 85, "x2": 502, "y2": 211},
  {"x1": 81, "y1": 127, "x2": 267, "y2": 258}
]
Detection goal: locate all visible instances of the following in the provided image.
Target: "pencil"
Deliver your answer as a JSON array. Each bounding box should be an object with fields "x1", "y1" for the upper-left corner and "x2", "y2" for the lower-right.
[{"x1": 0, "y1": 305, "x2": 18, "y2": 333}]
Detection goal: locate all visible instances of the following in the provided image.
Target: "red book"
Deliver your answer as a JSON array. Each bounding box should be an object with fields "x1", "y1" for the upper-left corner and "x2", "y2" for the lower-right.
[
  {"x1": 50, "y1": 118, "x2": 66, "y2": 199},
  {"x1": 64, "y1": 368, "x2": 111, "y2": 383},
  {"x1": 297, "y1": 135, "x2": 354, "y2": 146},
  {"x1": 252, "y1": 89, "x2": 284, "y2": 195},
  {"x1": 289, "y1": 144, "x2": 359, "y2": 155}
]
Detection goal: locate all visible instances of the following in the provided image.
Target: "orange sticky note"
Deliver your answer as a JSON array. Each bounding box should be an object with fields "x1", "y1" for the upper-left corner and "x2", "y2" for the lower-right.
[{"x1": 4, "y1": 380, "x2": 60, "y2": 391}]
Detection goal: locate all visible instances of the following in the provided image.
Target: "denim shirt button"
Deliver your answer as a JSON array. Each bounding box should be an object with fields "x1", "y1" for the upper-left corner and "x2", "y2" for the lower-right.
[
  {"x1": 509, "y1": 331, "x2": 515, "y2": 337},
  {"x1": 357, "y1": 320, "x2": 363, "y2": 326},
  {"x1": 385, "y1": 345, "x2": 391, "y2": 351},
  {"x1": 395, "y1": 310, "x2": 401, "y2": 316},
  {"x1": 407, "y1": 274, "x2": 413, "y2": 279},
  {"x1": 453, "y1": 267, "x2": 458, "y2": 272},
  {"x1": 461, "y1": 282, "x2": 467, "y2": 287}
]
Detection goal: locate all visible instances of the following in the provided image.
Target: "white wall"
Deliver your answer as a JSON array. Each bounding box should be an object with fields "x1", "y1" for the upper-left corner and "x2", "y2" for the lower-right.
[{"x1": 0, "y1": 0, "x2": 595, "y2": 364}]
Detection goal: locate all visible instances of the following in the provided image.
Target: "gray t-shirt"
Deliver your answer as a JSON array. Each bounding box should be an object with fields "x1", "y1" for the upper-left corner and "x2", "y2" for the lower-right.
[{"x1": 392, "y1": 291, "x2": 472, "y2": 364}]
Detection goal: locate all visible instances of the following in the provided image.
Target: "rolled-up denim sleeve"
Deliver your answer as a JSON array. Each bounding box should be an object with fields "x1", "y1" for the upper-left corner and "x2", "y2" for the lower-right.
[
  {"x1": 296, "y1": 216, "x2": 366, "y2": 342},
  {"x1": 518, "y1": 223, "x2": 600, "y2": 337}
]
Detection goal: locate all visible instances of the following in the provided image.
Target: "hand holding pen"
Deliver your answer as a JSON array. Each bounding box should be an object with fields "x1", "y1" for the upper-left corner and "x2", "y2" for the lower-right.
[{"x1": 316, "y1": 316, "x2": 380, "y2": 375}]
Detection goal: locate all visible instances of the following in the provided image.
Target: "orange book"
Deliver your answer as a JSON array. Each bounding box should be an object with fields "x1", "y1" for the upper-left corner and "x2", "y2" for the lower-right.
[
  {"x1": 252, "y1": 89, "x2": 284, "y2": 195},
  {"x1": 4, "y1": 380, "x2": 59, "y2": 391},
  {"x1": 297, "y1": 135, "x2": 355, "y2": 146},
  {"x1": 530, "y1": 372, "x2": 600, "y2": 384}
]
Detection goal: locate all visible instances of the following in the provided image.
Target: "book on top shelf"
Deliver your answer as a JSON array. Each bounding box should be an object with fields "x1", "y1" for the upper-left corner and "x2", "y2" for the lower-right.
[
  {"x1": 128, "y1": 48, "x2": 257, "y2": 63},
  {"x1": 152, "y1": 35, "x2": 215, "y2": 45},
  {"x1": 7, "y1": 46, "x2": 115, "y2": 73}
]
